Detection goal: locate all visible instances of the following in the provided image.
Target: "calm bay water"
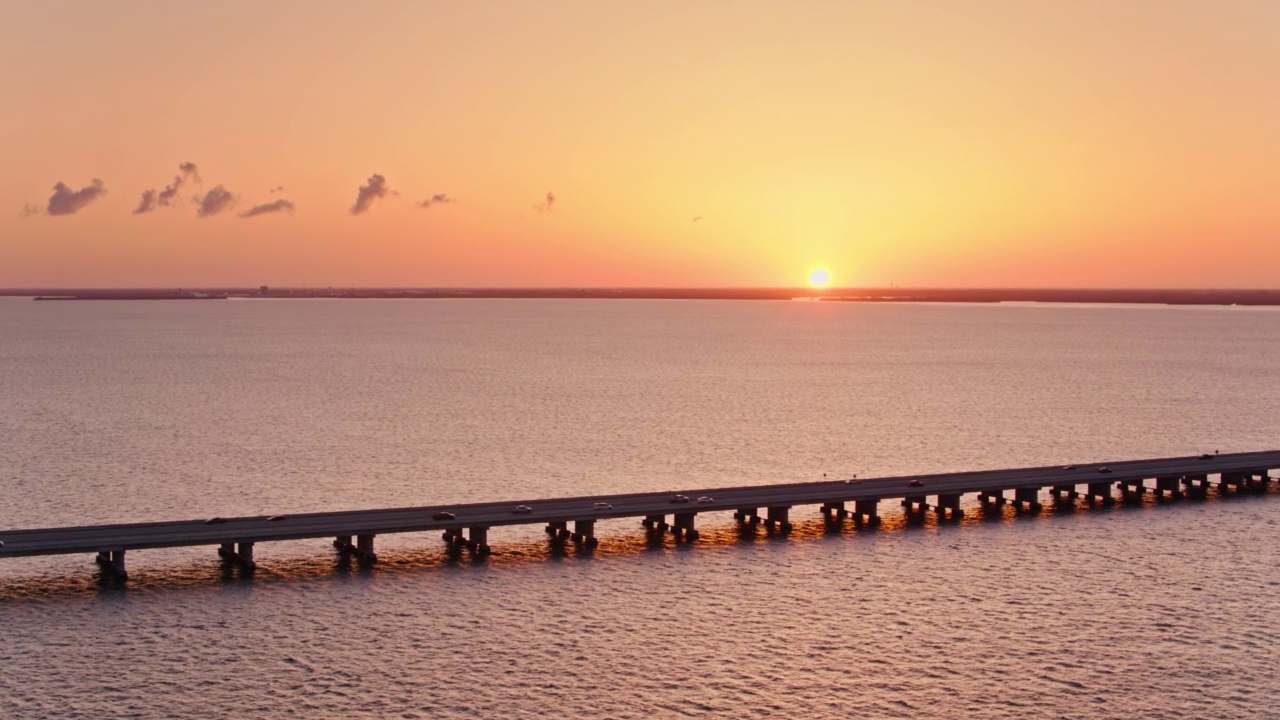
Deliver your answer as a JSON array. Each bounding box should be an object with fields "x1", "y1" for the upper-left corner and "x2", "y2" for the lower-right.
[{"x1": 1, "y1": 298, "x2": 1278, "y2": 718}]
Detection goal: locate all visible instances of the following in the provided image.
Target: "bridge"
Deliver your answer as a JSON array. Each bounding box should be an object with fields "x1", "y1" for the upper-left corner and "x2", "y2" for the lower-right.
[{"x1": 1, "y1": 450, "x2": 1276, "y2": 580}]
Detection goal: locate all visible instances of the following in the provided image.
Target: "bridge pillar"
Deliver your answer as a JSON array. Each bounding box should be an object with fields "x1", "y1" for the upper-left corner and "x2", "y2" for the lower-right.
[
  {"x1": 977, "y1": 490, "x2": 1006, "y2": 508},
  {"x1": 356, "y1": 533, "x2": 374, "y2": 555},
  {"x1": 853, "y1": 498, "x2": 880, "y2": 526},
  {"x1": 935, "y1": 493, "x2": 963, "y2": 520},
  {"x1": 468, "y1": 527, "x2": 491, "y2": 556},
  {"x1": 1245, "y1": 469, "x2": 1270, "y2": 492},
  {"x1": 96, "y1": 550, "x2": 127, "y2": 580},
  {"x1": 1154, "y1": 476, "x2": 1183, "y2": 499},
  {"x1": 901, "y1": 494, "x2": 928, "y2": 522},
  {"x1": 333, "y1": 533, "x2": 377, "y2": 563},
  {"x1": 219, "y1": 541, "x2": 257, "y2": 570},
  {"x1": 545, "y1": 520, "x2": 567, "y2": 536},
  {"x1": 572, "y1": 519, "x2": 599, "y2": 548},
  {"x1": 733, "y1": 508, "x2": 760, "y2": 526},
  {"x1": 641, "y1": 514, "x2": 668, "y2": 535},
  {"x1": 764, "y1": 506, "x2": 792, "y2": 533},
  {"x1": 1012, "y1": 487, "x2": 1042, "y2": 512},
  {"x1": 821, "y1": 501, "x2": 847, "y2": 522},
  {"x1": 1050, "y1": 484, "x2": 1079, "y2": 503},
  {"x1": 671, "y1": 513, "x2": 698, "y2": 542},
  {"x1": 1219, "y1": 471, "x2": 1247, "y2": 493},
  {"x1": 1181, "y1": 473, "x2": 1210, "y2": 497},
  {"x1": 1085, "y1": 482, "x2": 1114, "y2": 505},
  {"x1": 1116, "y1": 479, "x2": 1146, "y2": 501}
]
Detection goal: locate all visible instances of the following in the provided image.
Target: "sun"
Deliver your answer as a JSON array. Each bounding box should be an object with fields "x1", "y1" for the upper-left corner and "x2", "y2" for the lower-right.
[{"x1": 808, "y1": 268, "x2": 831, "y2": 288}]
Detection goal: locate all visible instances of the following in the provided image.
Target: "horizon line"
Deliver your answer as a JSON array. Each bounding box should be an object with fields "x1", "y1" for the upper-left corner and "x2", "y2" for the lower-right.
[{"x1": 3, "y1": 285, "x2": 1280, "y2": 292}]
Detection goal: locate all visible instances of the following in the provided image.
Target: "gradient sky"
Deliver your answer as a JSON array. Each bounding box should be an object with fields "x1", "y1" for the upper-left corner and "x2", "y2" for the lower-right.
[{"x1": 1, "y1": 1, "x2": 1276, "y2": 288}]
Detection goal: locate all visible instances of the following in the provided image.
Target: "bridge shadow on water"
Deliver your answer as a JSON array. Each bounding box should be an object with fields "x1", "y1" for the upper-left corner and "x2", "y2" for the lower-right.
[{"x1": 4, "y1": 482, "x2": 1273, "y2": 604}]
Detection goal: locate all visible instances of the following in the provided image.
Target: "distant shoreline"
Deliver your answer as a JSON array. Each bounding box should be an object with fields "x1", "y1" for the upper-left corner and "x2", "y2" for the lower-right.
[{"x1": 3, "y1": 287, "x2": 1279, "y2": 305}]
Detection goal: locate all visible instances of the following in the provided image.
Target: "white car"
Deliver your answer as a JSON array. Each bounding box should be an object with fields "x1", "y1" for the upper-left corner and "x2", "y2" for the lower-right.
[
  {"x1": 513, "y1": 505, "x2": 533, "y2": 514},
  {"x1": 670, "y1": 495, "x2": 690, "y2": 504},
  {"x1": 696, "y1": 496, "x2": 714, "y2": 504},
  {"x1": 593, "y1": 502, "x2": 613, "y2": 510}
]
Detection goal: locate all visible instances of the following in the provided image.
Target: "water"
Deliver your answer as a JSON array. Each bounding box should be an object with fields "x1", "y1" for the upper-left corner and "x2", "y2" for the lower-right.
[{"x1": 1, "y1": 298, "x2": 1278, "y2": 718}]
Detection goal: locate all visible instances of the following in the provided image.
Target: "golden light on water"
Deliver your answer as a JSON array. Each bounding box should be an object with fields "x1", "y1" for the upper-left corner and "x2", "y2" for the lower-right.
[{"x1": 809, "y1": 269, "x2": 831, "y2": 288}]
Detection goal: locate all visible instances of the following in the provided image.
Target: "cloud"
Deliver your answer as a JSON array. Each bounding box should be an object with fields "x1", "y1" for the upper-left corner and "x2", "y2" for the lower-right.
[
  {"x1": 133, "y1": 189, "x2": 158, "y2": 215},
  {"x1": 350, "y1": 174, "x2": 392, "y2": 215},
  {"x1": 196, "y1": 185, "x2": 236, "y2": 217},
  {"x1": 19, "y1": 203, "x2": 42, "y2": 218},
  {"x1": 46, "y1": 179, "x2": 107, "y2": 216},
  {"x1": 239, "y1": 199, "x2": 295, "y2": 218},
  {"x1": 156, "y1": 183, "x2": 182, "y2": 206},
  {"x1": 269, "y1": 185, "x2": 285, "y2": 194},
  {"x1": 135, "y1": 162, "x2": 202, "y2": 213},
  {"x1": 158, "y1": 162, "x2": 200, "y2": 206},
  {"x1": 533, "y1": 191, "x2": 555, "y2": 212},
  {"x1": 417, "y1": 193, "x2": 454, "y2": 209}
]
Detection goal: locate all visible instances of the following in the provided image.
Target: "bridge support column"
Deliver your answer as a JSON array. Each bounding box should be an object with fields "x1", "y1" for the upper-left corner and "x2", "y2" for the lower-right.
[
  {"x1": 854, "y1": 498, "x2": 880, "y2": 526},
  {"x1": 1085, "y1": 482, "x2": 1114, "y2": 505},
  {"x1": 977, "y1": 490, "x2": 1006, "y2": 509},
  {"x1": 671, "y1": 513, "x2": 698, "y2": 542},
  {"x1": 935, "y1": 494, "x2": 963, "y2": 520},
  {"x1": 95, "y1": 550, "x2": 127, "y2": 580},
  {"x1": 1154, "y1": 476, "x2": 1183, "y2": 499},
  {"x1": 467, "y1": 527, "x2": 491, "y2": 556},
  {"x1": 733, "y1": 508, "x2": 760, "y2": 526},
  {"x1": 336, "y1": 534, "x2": 377, "y2": 562},
  {"x1": 1245, "y1": 469, "x2": 1270, "y2": 492},
  {"x1": 641, "y1": 515, "x2": 668, "y2": 535},
  {"x1": 1012, "y1": 487, "x2": 1042, "y2": 512},
  {"x1": 439, "y1": 529, "x2": 463, "y2": 547},
  {"x1": 356, "y1": 534, "x2": 377, "y2": 562},
  {"x1": 902, "y1": 495, "x2": 928, "y2": 522},
  {"x1": 1117, "y1": 479, "x2": 1146, "y2": 501},
  {"x1": 764, "y1": 506, "x2": 792, "y2": 533},
  {"x1": 218, "y1": 541, "x2": 257, "y2": 570},
  {"x1": 1050, "y1": 484, "x2": 1079, "y2": 503},
  {"x1": 1219, "y1": 472, "x2": 1247, "y2": 494},
  {"x1": 545, "y1": 520, "x2": 567, "y2": 536},
  {"x1": 821, "y1": 501, "x2": 847, "y2": 522},
  {"x1": 1181, "y1": 474, "x2": 1210, "y2": 497},
  {"x1": 572, "y1": 519, "x2": 599, "y2": 548}
]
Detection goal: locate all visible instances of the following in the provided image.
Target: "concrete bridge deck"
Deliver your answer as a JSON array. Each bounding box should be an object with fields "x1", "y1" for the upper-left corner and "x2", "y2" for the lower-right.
[{"x1": 2, "y1": 450, "x2": 1277, "y2": 579}]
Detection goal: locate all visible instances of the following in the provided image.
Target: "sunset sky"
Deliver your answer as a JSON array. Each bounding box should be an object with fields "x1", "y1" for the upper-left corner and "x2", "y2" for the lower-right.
[{"x1": 1, "y1": 1, "x2": 1276, "y2": 288}]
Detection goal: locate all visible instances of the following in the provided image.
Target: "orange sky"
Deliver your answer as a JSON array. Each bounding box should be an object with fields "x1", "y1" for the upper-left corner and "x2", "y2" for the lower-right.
[{"x1": 1, "y1": 1, "x2": 1276, "y2": 288}]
